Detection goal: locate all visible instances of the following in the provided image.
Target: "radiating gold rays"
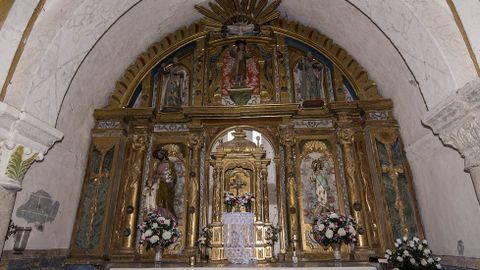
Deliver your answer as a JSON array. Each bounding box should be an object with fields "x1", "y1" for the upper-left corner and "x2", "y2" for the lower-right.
[{"x1": 195, "y1": 0, "x2": 281, "y2": 31}]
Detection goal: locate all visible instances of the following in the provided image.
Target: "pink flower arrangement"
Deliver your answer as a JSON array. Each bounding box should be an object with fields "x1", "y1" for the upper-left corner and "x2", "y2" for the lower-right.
[
  {"x1": 223, "y1": 191, "x2": 238, "y2": 207},
  {"x1": 238, "y1": 192, "x2": 255, "y2": 205},
  {"x1": 223, "y1": 191, "x2": 255, "y2": 211}
]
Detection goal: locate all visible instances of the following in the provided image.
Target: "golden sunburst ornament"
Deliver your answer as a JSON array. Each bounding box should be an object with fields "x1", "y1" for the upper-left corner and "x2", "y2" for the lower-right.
[{"x1": 195, "y1": 0, "x2": 281, "y2": 35}]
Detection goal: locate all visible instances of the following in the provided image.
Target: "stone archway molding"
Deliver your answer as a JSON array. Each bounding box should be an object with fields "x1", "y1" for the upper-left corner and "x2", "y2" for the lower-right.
[{"x1": 423, "y1": 78, "x2": 480, "y2": 205}]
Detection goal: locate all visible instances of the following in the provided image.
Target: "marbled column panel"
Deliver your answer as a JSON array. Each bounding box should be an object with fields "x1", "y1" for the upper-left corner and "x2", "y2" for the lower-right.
[
  {"x1": 376, "y1": 138, "x2": 419, "y2": 240},
  {"x1": 71, "y1": 137, "x2": 121, "y2": 257}
]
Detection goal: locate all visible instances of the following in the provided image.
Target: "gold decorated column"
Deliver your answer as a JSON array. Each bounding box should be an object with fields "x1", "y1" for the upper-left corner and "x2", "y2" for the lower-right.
[
  {"x1": 279, "y1": 125, "x2": 299, "y2": 250},
  {"x1": 337, "y1": 128, "x2": 369, "y2": 247},
  {"x1": 261, "y1": 167, "x2": 269, "y2": 223},
  {"x1": 254, "y1": 162, "x2": 263, "y2": 221},
  {"x1": 211, "y1": 164, "x2": 223, "y2": 223},
  {"x1": 186, "y1": 132, "x2": 203, "y2": 250},
  {"x1": 111, "y1": 126, "x2": 148, "y2": 256}
]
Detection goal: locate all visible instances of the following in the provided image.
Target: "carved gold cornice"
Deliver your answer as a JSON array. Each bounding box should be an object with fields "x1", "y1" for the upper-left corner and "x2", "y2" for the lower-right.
[{"x1": 183, "y1": 104, "x2": 299, "y2": 119}]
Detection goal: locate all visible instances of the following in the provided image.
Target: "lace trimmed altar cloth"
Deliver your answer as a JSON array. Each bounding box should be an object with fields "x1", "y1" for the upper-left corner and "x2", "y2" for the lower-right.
[{"x1": 222, "y1": 212, "x2": 255, "y2": 264}]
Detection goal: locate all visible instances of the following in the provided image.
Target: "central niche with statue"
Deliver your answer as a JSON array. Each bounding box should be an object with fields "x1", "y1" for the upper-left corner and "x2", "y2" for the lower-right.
[
  {"x1": 69, "y1": 0, "x2": 424, "y2": 266},
  {"x1": 210, "y1": 128, "x2": 272, "y2": 261}
]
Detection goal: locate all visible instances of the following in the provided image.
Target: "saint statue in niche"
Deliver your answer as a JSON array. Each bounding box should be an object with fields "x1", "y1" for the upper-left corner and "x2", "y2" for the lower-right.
[
  {"x1": 310, "y1": 159, "x2": 331, "y2": 216},
  {"x1": 143, "y1": 148, "x2": 178, "y2": 218},
  {"x1": 229, "y1": 40, "x2": 252, "y2": 88},
  {"x1": 160, "y1": 57, "x2": 188, "y2": 112},
  {"x1": 220, "y1": 40, "x2": 260, "y2": 96},
  {"x1": 294, "y1": 51, "x2": 326, "y2": 103}
]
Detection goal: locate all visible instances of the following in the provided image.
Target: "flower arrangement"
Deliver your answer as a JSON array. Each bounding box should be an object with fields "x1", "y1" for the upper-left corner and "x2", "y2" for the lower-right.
[
  {"x1": 265, "y1": 224, "x2": 280, "y2": 246},
  {"x1": 385, "y1": 237, "x2": 442, "y2": 270},
  {"x1": 312, "y1": 212, "x2": 357, "y2": 247},
  {"x1": 5, "y1": 220, "x2": 17, "y2": 240},
  {"x1": 238, "y1": 192, "x2": 255, "y2": 211},
  {"x1": 138, "y1": 210, "x2": 180, "y2": 250},
  {"x1": 223, "y1": 191, "x2": 255, "y2": 212},
  {"x1": 223, "y1": 191, "x2": 238, "y2": 212},
  {"x1": 197, "y1": 225, "x2": 212, "y2": 249},
  {"x1": 197, "y1": 225, "x2": 213, "y2": 259}
]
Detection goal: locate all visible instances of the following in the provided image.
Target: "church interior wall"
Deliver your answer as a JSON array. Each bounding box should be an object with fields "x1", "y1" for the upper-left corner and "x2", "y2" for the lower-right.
[
  {"x1": 1, "y1": 0, "x2": 479, "y2": 264},
  {"x1": 451, "y1": 0, "x2": 480, "y2": 72}
]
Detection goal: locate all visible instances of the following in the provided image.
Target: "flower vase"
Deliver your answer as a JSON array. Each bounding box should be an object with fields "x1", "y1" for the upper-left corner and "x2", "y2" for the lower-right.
[
  {"x1": 245, "y1": 203, "x2": 252, "y2": 212},
  {"x1": 332, "y1": 243, "x2": 341, "y2": 260},
  {"x1": 155, "y1": 246, "x2": 163, "y2": 262},
  {"x1": 349, "y1": 242, "x2": 356, "y2": 260},
  {"x1": 226, "y1": 205, "x2": 232, "y2": 212}
]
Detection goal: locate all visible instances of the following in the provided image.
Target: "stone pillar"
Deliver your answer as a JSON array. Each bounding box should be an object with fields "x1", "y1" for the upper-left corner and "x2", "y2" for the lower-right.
[
  {"x1": 423, "y1": 79, "x2": 480, "y2": 204},
  {"x1": 0, "y1": 102, "x2": 63, "y2": 257}
]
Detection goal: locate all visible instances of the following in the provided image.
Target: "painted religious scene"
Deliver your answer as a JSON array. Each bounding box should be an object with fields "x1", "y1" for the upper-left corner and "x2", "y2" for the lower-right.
[
  {"x1": 300, "y1": 148, "x2": 339, "y2": 223},
  {"x1": 67, "y1": 0, "x2": 426, "y2": 268}
]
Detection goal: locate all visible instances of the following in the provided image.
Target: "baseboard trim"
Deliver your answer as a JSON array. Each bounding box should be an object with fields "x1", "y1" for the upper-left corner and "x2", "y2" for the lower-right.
[{"x1": 439, "y1": 254, "x2": 480, "y2": 269}]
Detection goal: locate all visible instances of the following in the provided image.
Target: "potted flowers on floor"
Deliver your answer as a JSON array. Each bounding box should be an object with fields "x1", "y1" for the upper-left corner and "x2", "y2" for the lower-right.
[
  {"x1": 385, "y1": 236, "x2": 442, "y2": 270},
  {"x1": 139, "y1": 210, "x2": 180, "y2": 262},
  {"x1": 312, "y1": 212, "x2": 357, "y2": 260}
]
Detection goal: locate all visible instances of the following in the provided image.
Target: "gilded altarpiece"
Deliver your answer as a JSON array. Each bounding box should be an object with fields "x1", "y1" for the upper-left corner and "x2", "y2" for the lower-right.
[{"x1": 70, "y1": 0, "x2": 425, "y2": 265}]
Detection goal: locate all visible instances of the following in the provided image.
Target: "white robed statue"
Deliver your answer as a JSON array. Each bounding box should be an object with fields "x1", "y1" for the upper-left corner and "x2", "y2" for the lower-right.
[{"x1": 310, "y1": 158, "x2": 330, "y2": 216}]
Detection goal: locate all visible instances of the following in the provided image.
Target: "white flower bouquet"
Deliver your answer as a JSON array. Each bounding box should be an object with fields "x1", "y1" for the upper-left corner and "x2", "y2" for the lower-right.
[
  {"x1": 138, "y1": 210, "x2": 180, "y2": 250},
  {"x1": 312, "y1": 212, "x2": 357, "y2": 247},
  {"x1": 385, "y1": 236, "x2": 442, "y2": 270},
  {"x1": 197, "y1": 225, "x2": 212, "y2": 249}
]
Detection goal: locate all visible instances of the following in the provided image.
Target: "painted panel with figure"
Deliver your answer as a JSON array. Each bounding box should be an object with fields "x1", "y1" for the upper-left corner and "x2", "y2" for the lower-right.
[
  {"x1": 300, "y1": 141, "x2": 339, "y2": 224},
  {"x1": 143, "y1": 143, "x2": 187, "y2": 252}
]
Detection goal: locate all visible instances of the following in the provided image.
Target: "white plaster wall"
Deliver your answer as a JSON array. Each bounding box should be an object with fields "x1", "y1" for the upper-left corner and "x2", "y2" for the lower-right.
[
  {"x1": 4, "y1": 0, "x2": 139, "y2": 124},
  {"x1": 0, "y1": 0, "x2": 39, "y2": 93},
  {"x1": 349, "y1": 0, "x2": 476, "y2": 109},
  {"x1": 406, "y1": 134, "x2": 480, "y2": 257},
  {"x1": 3, "y1": 0, "x2": 479, "y2": 259},
  {"x1": 452, "y1": 0, "x2": 480, "y2": 68}
]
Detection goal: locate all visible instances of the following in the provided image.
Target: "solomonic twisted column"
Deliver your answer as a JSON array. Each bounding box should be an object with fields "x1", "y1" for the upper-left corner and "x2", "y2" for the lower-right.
[
  {"x1": 0, "y1": 102, "x2": 63, "y2": 258},
  {"x1": 423, "y1": 79, "x2": 480, "y2": 204}
]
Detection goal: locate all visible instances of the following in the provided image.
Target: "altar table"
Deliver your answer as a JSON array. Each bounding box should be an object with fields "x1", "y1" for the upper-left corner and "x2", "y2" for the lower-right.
[{"x1": 222, "y1": 212, "x2": 255, "y2": 264}]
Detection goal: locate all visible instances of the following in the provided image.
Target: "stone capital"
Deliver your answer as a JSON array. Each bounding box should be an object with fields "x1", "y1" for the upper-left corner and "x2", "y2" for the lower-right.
[
  {"x1": 423, "y1": 79, "x2": 480, "y2": 170},
  {"x1": 0, "y1": 102, "x2": 63, "y2": 191}
]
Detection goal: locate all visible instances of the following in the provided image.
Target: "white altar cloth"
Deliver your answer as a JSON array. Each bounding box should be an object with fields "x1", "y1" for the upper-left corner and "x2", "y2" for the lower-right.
[{"x1": 222, "y1": 212, "x2": 255, "y2": 264}]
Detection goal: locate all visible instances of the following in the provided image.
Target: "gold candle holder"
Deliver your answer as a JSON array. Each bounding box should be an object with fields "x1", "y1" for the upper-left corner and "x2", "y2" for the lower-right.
[{"x1": 189, "y1": 256, "x2": 196, "y2": 266}]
